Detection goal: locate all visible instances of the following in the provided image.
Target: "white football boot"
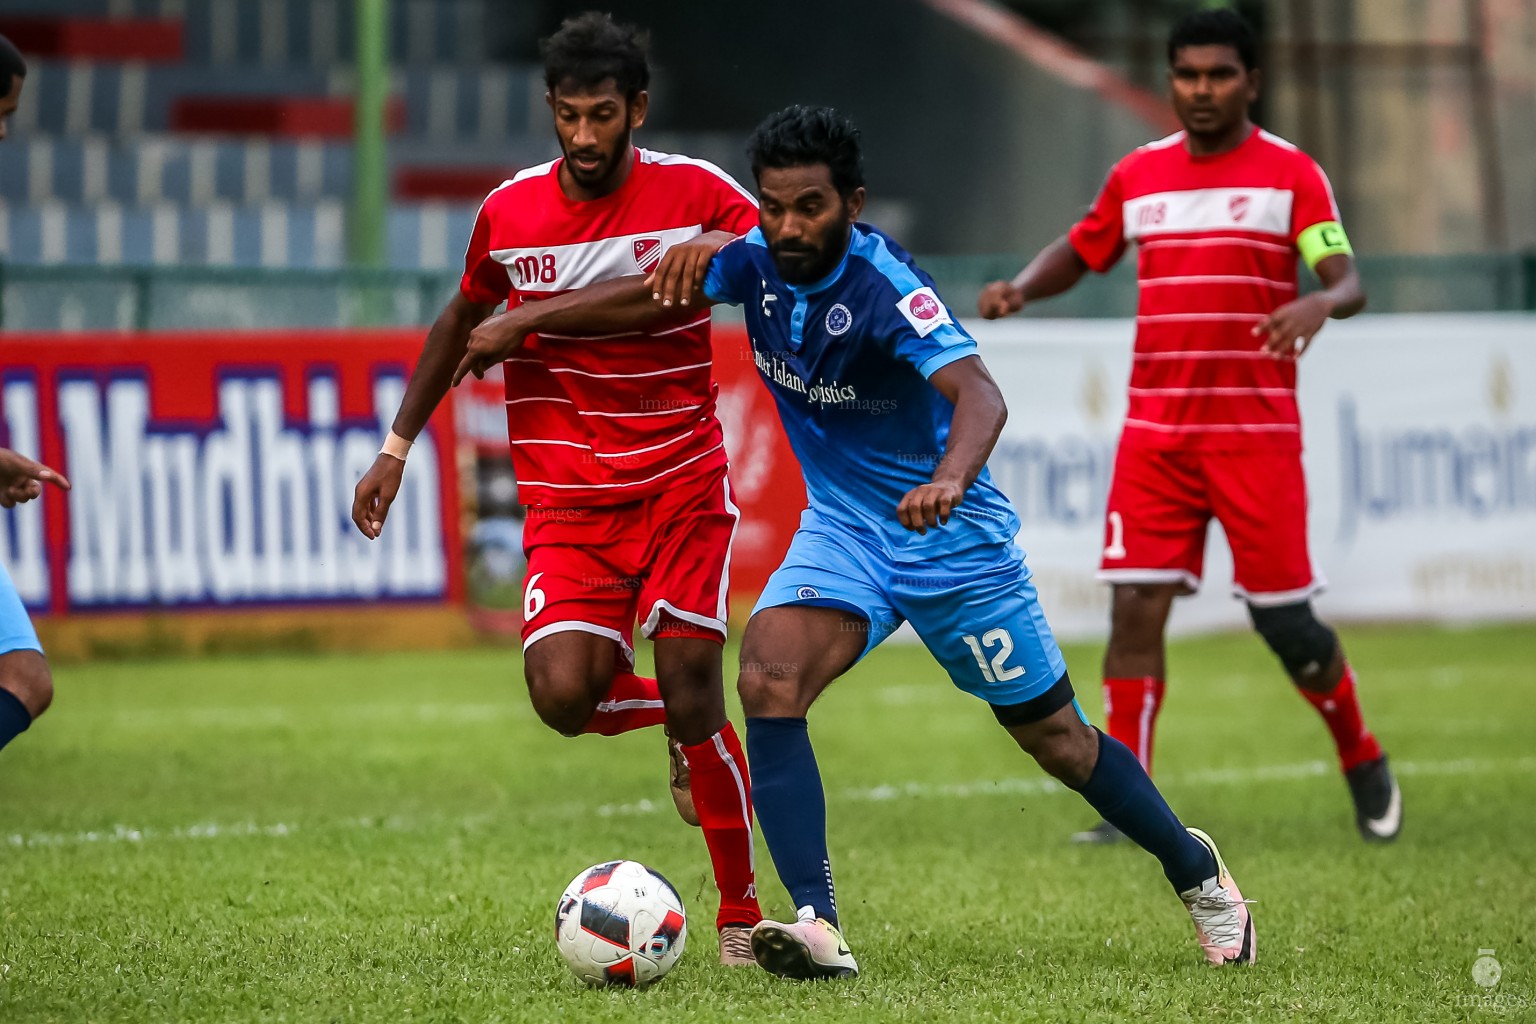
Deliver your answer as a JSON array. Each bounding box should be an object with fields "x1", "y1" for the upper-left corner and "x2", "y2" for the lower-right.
[
  {"x1": 1179, "y1": 827, "x2": 1256, "y2": 966},
  {"x1": 750, "y1": 908, "x2": 859, "y2": 980}
]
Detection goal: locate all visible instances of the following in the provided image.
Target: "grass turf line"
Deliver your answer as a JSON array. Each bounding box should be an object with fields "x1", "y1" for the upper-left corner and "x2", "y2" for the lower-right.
[{"x1": 1, "y1": 623, "x2": 1532, "y2": 1022}]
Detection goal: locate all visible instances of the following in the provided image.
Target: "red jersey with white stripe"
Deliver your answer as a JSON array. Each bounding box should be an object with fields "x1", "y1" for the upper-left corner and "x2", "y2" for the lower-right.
[
  {"x1": 1069, "y1": 127, "x2": 1343, "y2": 451},
  {"x1": 460, "y1": 148, "x2": 758, "y2": 506}
]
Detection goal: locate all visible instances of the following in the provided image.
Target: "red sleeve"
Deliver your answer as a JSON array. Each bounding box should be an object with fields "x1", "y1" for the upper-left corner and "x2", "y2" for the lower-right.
[
  {"x1": 698, "y1": 166, "x2": 760, "y2": 236},
  {"x1": 1291, "y1": 156, "x2": 1343, "y2": 239},
  {"x1": 459, "y1": 196, "x2": 512, "y2": 306},
  {"x1": 1067, "y1": 162, "x2": 1128, "y2": 273}
]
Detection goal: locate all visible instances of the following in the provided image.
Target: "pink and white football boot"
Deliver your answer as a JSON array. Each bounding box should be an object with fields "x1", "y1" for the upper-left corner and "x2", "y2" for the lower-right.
[
  {"x1": 1179, "y1": 827, "x2": 1256, "y2": 966},
  {"x1": 750, "y1": 908, "x2": 859, "y2": 980}
]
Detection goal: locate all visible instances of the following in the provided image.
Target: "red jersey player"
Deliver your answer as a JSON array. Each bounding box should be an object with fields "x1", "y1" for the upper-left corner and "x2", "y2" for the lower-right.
[
  {"x1": 351, "y1": 13, "x2": 763, "y2": 963},
  {"x1": 979, "y1": 9, "x2": 1399, "y2": 844}
]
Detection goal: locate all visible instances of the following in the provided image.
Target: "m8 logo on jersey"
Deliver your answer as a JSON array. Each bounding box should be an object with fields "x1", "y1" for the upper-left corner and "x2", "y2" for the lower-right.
[
  {"x1": 1137, "y1": 202, "x2": 1167, "y2": 228},
  {"x1": 513, "y1": 254, "x2": 558, "y2": 286}
]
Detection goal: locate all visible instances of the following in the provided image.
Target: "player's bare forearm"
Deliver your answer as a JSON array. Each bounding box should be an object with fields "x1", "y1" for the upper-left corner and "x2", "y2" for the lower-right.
[
  {"x1": 1314, "y1": 253, "x2": 1366, "y2": 320},
  {"x1": 1254, "y1": 255, "x2": 1365, "y2": 358},
  {"x1": 898, "y1": 356, "x2": 1007, "y2": 533},
  {"x1": 508, "y1": 275, "x2": 679, "y2": 337},
  {"x1": 352, "y1": 293, "x2": 493, "y2": 541},
  {"x1": 978, "y1": 236, "x2": 1090, "y2": 319},
  {"x1": 453, "y1": 267, "x2": 722, "y2": 387},
  {"x1": 396, "y1": 293, "x2": 496, "y2": 437}
]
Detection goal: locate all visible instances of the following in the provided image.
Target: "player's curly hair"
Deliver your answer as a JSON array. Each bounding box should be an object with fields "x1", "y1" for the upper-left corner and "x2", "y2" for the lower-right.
[
  {"x1": 746, "y1": 105, "x2": 865, "y2": 199},
  {"x1": 541, "y1": 11, "x2": 650, "y2": 99},
  {"x1": 1167, "y1": 8, "x2": 1258, "y2": 70},
  {"x1": 0, "y1": 34, "x2": 26, "y2": 95}
]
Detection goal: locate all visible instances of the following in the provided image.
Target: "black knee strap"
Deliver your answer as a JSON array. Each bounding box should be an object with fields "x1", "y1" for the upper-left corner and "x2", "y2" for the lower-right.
[
  {"x1": 990, "y1": 672, "x2": 1077, "y2": 728},
  {"x1": 1248, "y1": 600, "x2": 1337, "y2": 678}
]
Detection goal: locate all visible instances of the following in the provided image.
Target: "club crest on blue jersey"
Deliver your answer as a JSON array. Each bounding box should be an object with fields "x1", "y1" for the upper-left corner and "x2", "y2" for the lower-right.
[{"x1": 825, "y1": 303, "x2": 853, "y2": 336}]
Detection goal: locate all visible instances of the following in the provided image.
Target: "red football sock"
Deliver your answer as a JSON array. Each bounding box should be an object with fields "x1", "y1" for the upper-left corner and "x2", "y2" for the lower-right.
[
  {"x1": 1298, "y1": 662, "x2": 1382, "y2": 772},
  {"x1": 579, "y1": 672, "x2": 667, "y2": 736},
  {"x1": 679, "y1": 724, "x2": 763, "y2": 930},
  {"x1": 1103, "y1": 676, "x2": 1166, "y2": 774}
]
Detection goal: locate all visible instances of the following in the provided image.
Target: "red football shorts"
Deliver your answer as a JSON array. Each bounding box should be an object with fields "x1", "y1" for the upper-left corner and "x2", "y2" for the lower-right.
[
  {"x1": 1097, "y1": 445, "x2": 1323, "y2": 606},
  {"x1": 519, "y1": 466, "x2": 738, "y2": 661}
]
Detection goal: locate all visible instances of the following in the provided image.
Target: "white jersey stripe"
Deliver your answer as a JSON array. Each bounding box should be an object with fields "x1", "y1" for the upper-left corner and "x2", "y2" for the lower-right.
[
  {"x1": 492, "y1": 224, "x2": 702, "y2": 293},
  {"x1": 640, "y1": 148, "x2": 759, "y2": 206},
  {"x1": 594, "y1": 431, "x2": 695, "y2": 459},
  {"x1": 1137, "y1": 236, "x2": 1294, "y2": 255},
  {"x1": 576, "y1": 402, "x2": 708, "y2": 419},
  {"x1": 514, "y1": 443, "x2": 725, "y2": 489},
  {"x1": 1136, "y1": 313, "x2": 1268, "y2": 323},
  {"x1": 549, "y1": 359, "x2": 712, "y2": 381},
  {"x1": 1128, "y1": 386, "x2": 1296, "y2": 397},
  {"x1": 508, "y1": 438, "x2": 590, "y2": 449},
  {"x1": 1140, "y1": 274, "x2": 1296, "y2": 289},
  {"x1": 506, "y1": 433, "x2": 696, "y2": 458},
  {"x1": 1123, "y1": 187, "x2": 1293, "y2": 240},
  {"x1": 535, "y1": 313, "x2": 711, "y2": 343},
  {"x1": 1124, "y1": 419, "x2": 1299, "y2": 433},
  {"x1": 1134, "y1": 350, "x2": 1272, "y2": 361}
]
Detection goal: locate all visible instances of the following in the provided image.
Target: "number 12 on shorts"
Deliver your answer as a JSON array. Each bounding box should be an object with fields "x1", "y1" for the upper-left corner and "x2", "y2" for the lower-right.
[{"x1": 962, "y1": 629, "x2": 1026, "y2": 683}]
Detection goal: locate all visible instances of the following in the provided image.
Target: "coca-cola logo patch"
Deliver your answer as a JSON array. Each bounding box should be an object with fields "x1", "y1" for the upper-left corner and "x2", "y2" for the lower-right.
[
  {"x1": 896, "y1": 287, "x2": 952, "y2": 337},
  {"x1": 909, "y1": 293, "x2": 940, "y2": 320}
]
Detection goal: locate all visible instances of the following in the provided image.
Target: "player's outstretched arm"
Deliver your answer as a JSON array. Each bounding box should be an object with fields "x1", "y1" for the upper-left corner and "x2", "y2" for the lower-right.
[
  {"x1": 1252, "y1": 253, "x2": 1366, "y2": 360},
  {"x1": 451, "y1": 230, "x2": 734, "y2": 386},
  {"x1": 0, "y1": 448, "x2": 70, "y2": 509},
  {"x1": 977, "y1": 236, "x2": 1090, "y2": 319},
  {"x1": 352, "y1": 292, "x2": 497, "y2": 540},
  {"x1": 896, "y1": 356, "x2": 1008, "y2": 535}
]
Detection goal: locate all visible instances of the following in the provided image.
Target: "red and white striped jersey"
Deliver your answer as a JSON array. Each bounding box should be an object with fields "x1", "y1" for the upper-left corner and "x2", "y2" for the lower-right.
[
  {"x1": 460, "y1": 148, "x2": 758, "y2": 506},
  {"x1": 1069, "y1": 127, "x2": 1347, "y2": 451}
]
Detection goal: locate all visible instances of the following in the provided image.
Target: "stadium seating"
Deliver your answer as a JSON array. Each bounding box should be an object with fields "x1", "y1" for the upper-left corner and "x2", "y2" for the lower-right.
[{"x1": 0, "y1": 0, "x2": 549, "y2": 270}]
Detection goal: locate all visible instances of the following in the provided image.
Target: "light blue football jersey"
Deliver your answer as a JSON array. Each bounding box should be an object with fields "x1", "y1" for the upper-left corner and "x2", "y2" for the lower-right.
[{"x1": 705, "y1": 223, "x2": 1021, "y2": 559}]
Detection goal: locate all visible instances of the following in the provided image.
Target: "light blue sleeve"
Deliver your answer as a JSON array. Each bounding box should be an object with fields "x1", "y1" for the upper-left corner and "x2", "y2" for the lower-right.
[
  {"x1": 863, "y1": 233, "x2": 978, "y2": 378},
  {"x1": 702, "y1": 237, "x2": 753, "y2": 307},
  {"x1": 900, "y1": 320, "x2": 978, "y2": 379}
]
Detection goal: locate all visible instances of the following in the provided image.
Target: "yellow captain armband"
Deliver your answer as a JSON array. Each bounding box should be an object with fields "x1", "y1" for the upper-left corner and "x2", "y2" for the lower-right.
[{"x1": 1297, "y1": 220, "x2": 1353, "y2": 270}]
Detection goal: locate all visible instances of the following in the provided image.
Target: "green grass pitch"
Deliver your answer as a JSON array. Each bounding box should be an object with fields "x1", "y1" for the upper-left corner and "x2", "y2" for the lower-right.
[{"x1": 2, "y1": 623, "x2": 1533, "y2": 1022}]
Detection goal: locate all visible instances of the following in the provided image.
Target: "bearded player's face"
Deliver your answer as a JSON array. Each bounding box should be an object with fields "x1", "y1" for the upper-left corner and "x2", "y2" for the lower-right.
[
  {"x1": 757, "y1": 164, "x2": 865, "y2": 286},
  {"x1": 548, "y1": 79, "x2": 647, "y2": 196}
]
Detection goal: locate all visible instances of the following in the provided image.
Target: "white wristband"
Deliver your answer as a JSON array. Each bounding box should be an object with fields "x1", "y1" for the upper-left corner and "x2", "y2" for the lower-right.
[{"x1": 380, "y1": 431, "x2": 413, "y2": 462}]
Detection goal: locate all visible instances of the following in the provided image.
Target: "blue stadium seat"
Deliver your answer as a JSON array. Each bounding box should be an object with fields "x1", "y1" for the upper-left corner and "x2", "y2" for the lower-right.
[{"x1": 0, "y1": 199, "x2": 476, "y2": 269}]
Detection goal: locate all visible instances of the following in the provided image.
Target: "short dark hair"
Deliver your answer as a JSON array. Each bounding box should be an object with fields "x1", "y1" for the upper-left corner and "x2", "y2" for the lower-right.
[
  {"x1": 0, "y1": 34, "x2": 26, "y2": 94},
  {"x1": 541, "y1": 11, "x2": 649, "y2": 99},
  {"x1": 1167, "y1": 8, "x2": 1258, "y2": 70},
  {"x1": 746, "y1": 105, "x2": 865, "y2": 198}
]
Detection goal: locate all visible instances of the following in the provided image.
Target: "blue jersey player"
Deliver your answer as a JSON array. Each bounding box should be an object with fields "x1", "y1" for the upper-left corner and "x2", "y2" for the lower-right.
[
  {"x1": 0, "y1": 37, "x2": 63, "y2": 758},
  {"x1": 0, "y1": 443, "x2": 67, "y2": 754},
  {"x1": 455, "y1": 105, "x2": 1258, "y2": 979}
]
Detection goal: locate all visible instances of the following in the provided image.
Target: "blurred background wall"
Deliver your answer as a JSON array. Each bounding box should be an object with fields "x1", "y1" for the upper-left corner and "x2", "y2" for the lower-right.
[{"x1": 0, "y1": 0, "x2": 1530, "y2": 320}]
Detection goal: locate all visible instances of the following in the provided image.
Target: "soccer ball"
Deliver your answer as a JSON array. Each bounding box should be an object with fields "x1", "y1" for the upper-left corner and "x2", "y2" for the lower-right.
[{"x1": 554, "y1": 860, "x2": 687, "y2": 986}]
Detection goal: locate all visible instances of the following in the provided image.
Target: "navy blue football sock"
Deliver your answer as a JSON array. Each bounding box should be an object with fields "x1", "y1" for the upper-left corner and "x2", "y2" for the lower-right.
[
  {"x1": 745, "y1": 716, "x2": 839, "y2": 927},
  {"x1": 1072, "y1": 728, "x2": 1216, "y2": 893},
  {"x1": 0, "y1": 686, "x2": 32, "y2": 751}
]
